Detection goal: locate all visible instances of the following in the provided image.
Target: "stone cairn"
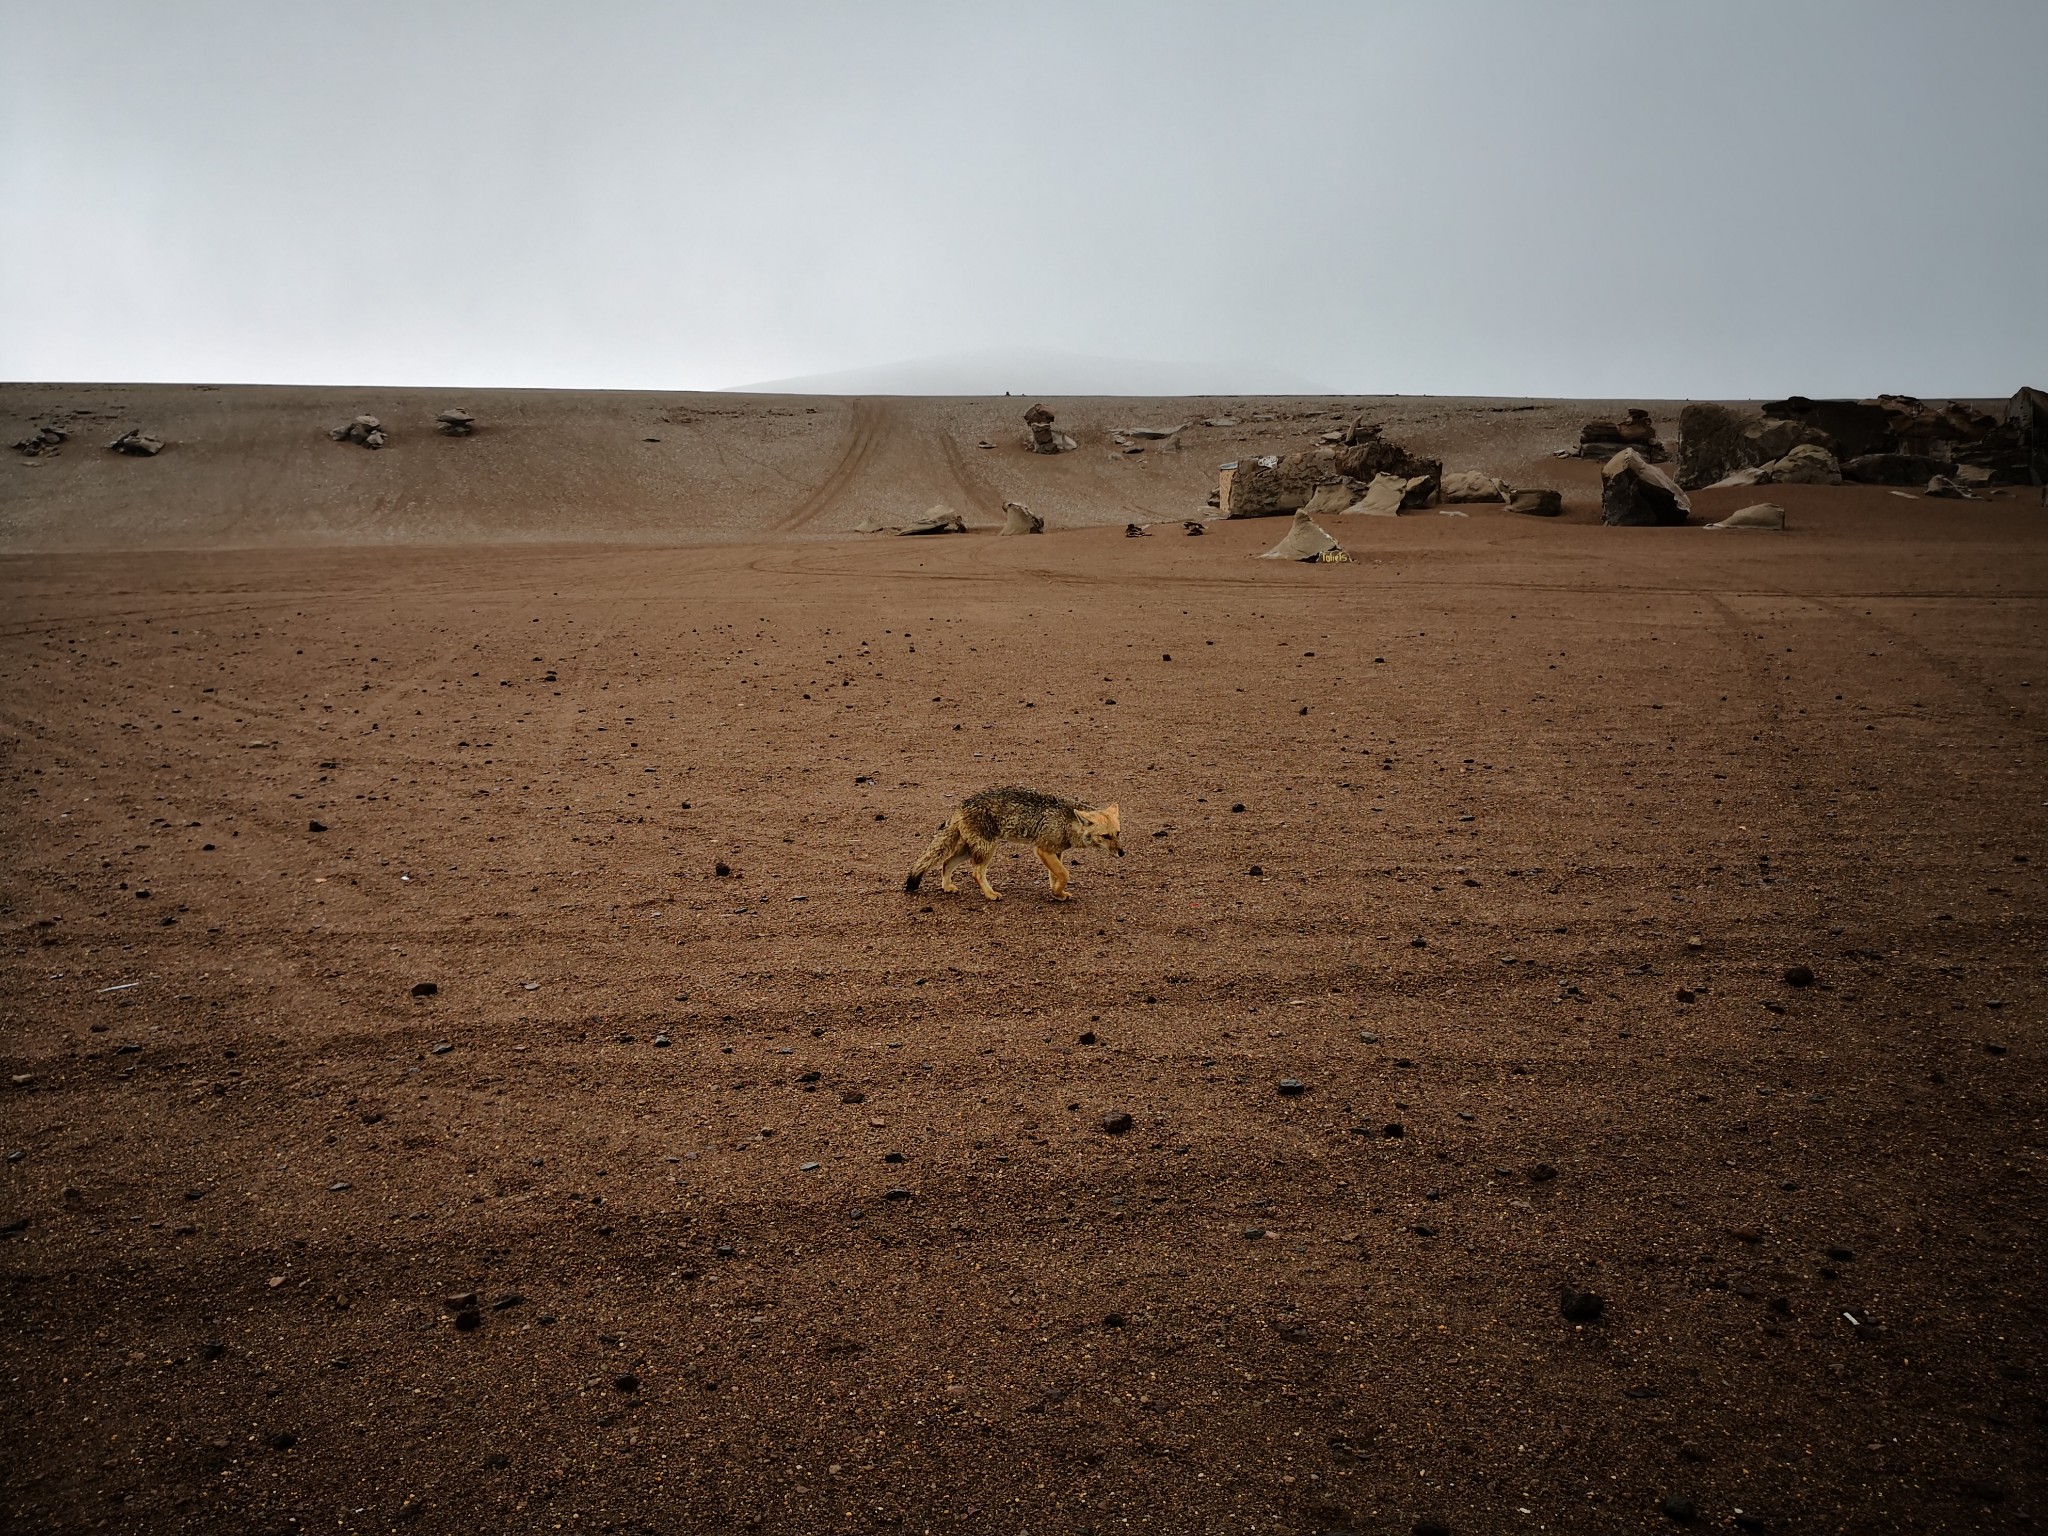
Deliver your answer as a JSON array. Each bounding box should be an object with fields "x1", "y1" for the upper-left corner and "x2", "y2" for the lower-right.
[
  {"x1": 436, "y1": 409, "x2": 477, "y2": 437},
  {"x1": 1023, "y1": 404, "x2": 1076, "y2": 454}
]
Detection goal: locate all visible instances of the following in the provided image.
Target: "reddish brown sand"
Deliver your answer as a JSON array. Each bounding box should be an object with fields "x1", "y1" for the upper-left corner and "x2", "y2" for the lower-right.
[{"x1": 2, "y1": 388, "x2": 2044, "y2": 1535}]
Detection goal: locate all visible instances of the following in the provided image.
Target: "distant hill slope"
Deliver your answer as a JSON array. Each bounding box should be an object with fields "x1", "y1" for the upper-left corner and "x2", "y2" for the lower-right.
[
  {"x1": 733, "y1": 348, "x2": 1333, "y2": 397},
  {"x1": 1, "y1": 381, "x2": 1711, "y2": 550}
]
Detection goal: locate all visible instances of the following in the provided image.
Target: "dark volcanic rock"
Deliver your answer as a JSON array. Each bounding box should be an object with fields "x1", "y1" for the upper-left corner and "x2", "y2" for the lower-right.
[{"x1": 1560, "y1": 1288, "x2": 1607, "y2": 1323}]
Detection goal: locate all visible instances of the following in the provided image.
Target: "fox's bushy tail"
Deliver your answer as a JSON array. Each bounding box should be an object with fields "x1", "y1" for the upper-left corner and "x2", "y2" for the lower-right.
[{"x1": 904, "y1": 820, "x2": 962, "y2": 892}]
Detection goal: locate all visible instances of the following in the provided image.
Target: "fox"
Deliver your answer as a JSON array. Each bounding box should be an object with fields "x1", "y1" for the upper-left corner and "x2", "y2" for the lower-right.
[{"x1": 904, "y1": 786, "x2": 1123, "y2": 901}]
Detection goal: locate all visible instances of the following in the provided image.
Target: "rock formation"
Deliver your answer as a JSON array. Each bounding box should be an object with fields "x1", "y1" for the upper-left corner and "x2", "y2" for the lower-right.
[
  {"x1": 899, "y1": 507, "x2": 968, "y2": 535},
  {"x1": 999, "y1": 501, "x2": 1044, "y2": 536},
  {"x1": 1600, "y1": 449, "x2": 1691, "y2": 526},
  {"x1": 436, "y1": 409, "x2": 477, "y2": 437},
  {"x1": 1507, "y1": 488, "x2": 1565, "y2": 517},
  {"x1": 329, "y1": 416, "x2": 387, "y2": 449},
  {"x1": 1440, "y1": 470, "x2": 1509, "y2": 503},
  {"x1": 107, "y1": 429, "x2": 165, "y2": 456},
  {"x1": 1577, "y1": 409, "x2": 1667, "y2": 461},
  {"x1": 1023, "y1": 404, "x2": 1075, "y2": 454},
  {"x1": 1258, "y1": 510, "x2": 1348, "y2": 561},
  {"x1": 1707, "y1": 502, "x2": 1787, "y2": 530},
  {"x1": 11, "y1": 425, "x2": 67, "y2": 457}
]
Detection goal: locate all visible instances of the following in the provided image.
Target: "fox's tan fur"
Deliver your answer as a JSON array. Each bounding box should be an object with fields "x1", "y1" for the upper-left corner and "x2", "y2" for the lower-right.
[{"x1": 904, "y1": 786, "x2": 1123, "y2": 901}]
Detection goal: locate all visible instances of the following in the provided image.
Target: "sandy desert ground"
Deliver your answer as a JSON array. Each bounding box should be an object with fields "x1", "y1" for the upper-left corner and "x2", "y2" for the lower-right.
[{"x1": 1, "y1": 386, "x2": 2044, "y2": 1535}]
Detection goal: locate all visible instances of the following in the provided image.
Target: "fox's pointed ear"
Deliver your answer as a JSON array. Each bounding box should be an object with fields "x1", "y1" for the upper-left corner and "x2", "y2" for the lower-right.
[{"x1": 1102, "y1": 804, "x2": 1119, "y2": 821}]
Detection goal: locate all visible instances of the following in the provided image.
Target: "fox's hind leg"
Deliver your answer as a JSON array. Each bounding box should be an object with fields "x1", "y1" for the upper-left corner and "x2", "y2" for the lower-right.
[
  {"x1": 937, "y1": 849, "x2": 966, "y2": 894},
  {"x1": 1035, "y1": 846, "x2": 1072, "y2": 900}
]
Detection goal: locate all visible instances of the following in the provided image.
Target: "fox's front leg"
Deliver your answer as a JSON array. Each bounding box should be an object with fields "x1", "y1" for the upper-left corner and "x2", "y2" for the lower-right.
[{"x1": 1035, "y1": 846, "x2": 1072, "y2": 900}]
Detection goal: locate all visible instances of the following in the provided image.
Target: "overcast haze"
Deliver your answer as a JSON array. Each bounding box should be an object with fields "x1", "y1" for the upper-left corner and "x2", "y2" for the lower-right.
[{"x1": 3, "y1": 0, "x2": 2043, "y2": 397}]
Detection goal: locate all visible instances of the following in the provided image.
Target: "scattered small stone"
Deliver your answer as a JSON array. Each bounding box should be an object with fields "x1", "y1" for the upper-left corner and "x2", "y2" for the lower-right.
[
  {"x1": 1103, "y1": 1311, "x2": 1127, "y2": 1328},
  {"x1": 1824, "y1": 1245, "x2": 1855, "y2": 1262},
  {"x1": 453, "y1": 1309, "x2": 482, "y2": 1332},
  {"x1": 800, "y1": 1162, "x2": 819, "y2": 1172},
  {"x1": 1659, "y1": 1495, "x2": 1699, "y2": 1524},
  {"x1": 652, "y1": 1033, "x2": 671, "y2": 1048},
  {"x1": 1242, "y1": 1227, "x2": 1266, "y2": 1240},
  {"x1": 1783, "y1": 964, "x2": 1816, "y2": 987},
  {"x1": 1412, "y1": 1520, "x2": 1452, "y2": 1536},
  {"x1": 883, "y1": 1152, "x2": 905, "y2": 1164},
  {"x1": 1728, "y1": 1224, "x2": 1764, "y2": 1244},
  {"x1": 410, "y1": 982, "x2": 438, "y2": 998},
  {"x1": 326, "y1": 1181, "x2": 351, "y2": 1193},
  {"x1": 482, "y1": 1452, "x2": 510, "y2": 1469},
  {"x1": 1409, "y1": 937, "x2": 1427, "y2": 949},
  {"x1": 1078, "y1": 1031, "x2": 1097, "y2": 1045},
  {"x1": 1359, "y1": 1032, "x2": 1379, "y2": 1044},
  {"x1": 1383, "y1": 1123, "x2": 1405, "y2": 1138},
  {"x1": 1527, "y1": 1163, "x2": 1557, "y2": 1183},
  {"x1": 1276, "y1": 1078, "x2": 1306, "y2": 1096},
  {"x1": 840, "y1": 1091, "x2": 865, "y2": 1104},
  {"x1": 266, "y1": 1431, "x2": 297, "y2": 1451},
  {"x1": 1984, "y1": 1042, "x2": 2007, "y2": 1056},
  {"x1": 715, "y1": 1244, "x2": 736, "y2": 1257},
  {"x1": 714, "y1": 861, "x2": 732, "y2": 877},
  {"x1": 200, "y1": 1340, "x2": 224, "y2": 1360},
  {"x1": 430, "y1": 1042, "x2": 453, "y2": 1055},
  {"x1": 308, "y1": 820, "x2": 327, "y2": 833},
  {"x1": 1675, "y1": 988, "x2": 1696, "y2": 1003},
  {"x1": 614, "y1": 1372, "x2": 639, "y2": 1393},
  {"x1": 491, "y1": 1293, "x2": 524, "y2": 1311},
  {"x1": 1101, "y1": 1112, "x2": 1133, "y2": 1135},
  {"x1": 1231, "y1": 803, "x2": 1246, "y2": 813},
  {"x1": 883, "y1": 1187, "x2": 912, "y2": 1201},
  {"x1": 445, "y1": 1291, "x2": 479, "y2": 1311},
  {"x1": 1248, "y1": 864, "x2": 1264, "y2": 876},
  {"x1": 1560, "y1": 1288, "x2": 1606, "y2": 1323}
]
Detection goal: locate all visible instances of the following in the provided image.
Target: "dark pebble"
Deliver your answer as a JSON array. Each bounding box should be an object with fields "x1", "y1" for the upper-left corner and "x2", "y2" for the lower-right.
[
  {"x1": 183, "y1": 1188, "x2": 206, "y2": 1201},
  {"x1": 1409, "y1": 937, "x2": 1427, "y2": 948},
  {"x1": 1276, "y1": 1078, "x2": 1306, "y2": 1096},
  {"x1": 1248, "y1": 864, "x2": 1264, "y2": 876},
  {"x1": 308, "y1": 820, "x2": 327, "y2": 833},
  {"x1": 482, "y1": 1453, "x2": 510, "y2": 1469},
  {"x1": 1730, "y1": 1516, "x2": 1767, "y2": 1533},
  {"x1": 1528, "y1": 1163, "x2": 1558, "y2": 1183},
  {"x1": 1984, "y1": 1042, "x2": 2007, "y2": 1055},
  {"x1": 1560, "y1": 1288, "x2": 1606, "y2": 1323},
  {"x1": 1242, "y1": 1227, "x2": 1266, "y2": 1240},
  {"x1": 410, "y1": 982, "x2": 437, "y2": 998},
  {"x1": 453, "y1": 1309, "x2": 482, "y2": 1332},
  {"x1": 614, "y1": 1373, "x2": 639, "y2": 1393},
  {"x1": 1103, "y1": 1312, "x2": 1126, "y2": 1328},
  {"x1": 1675, "y1": 988, "x2": 1696, "y2": 1004},
  {"x1": 1078, "y1": 1032, "x2": 1097, "y2": 1045},
  {"x1": 1783, "y1": 964, "x2": 1815, "y2": 987},
  {"x1": 1825, "y1": 1246, "x2": 1854, "y2": 1262},
  {"x1": 491, "y1": 1293, "x2": 524, "y2": 1311},
  {"x1": 1412, "y1": 1521, "x2": 1451, "y2": 1536},
  {"x1": 1383, "y1": 1123, "x2": 1405, "y2": 1138},
  {"x1": 1358, "y1": 1032, "x2": 1379, "y2": 1044},
  {"x1": 714, "y1": 861, "x2": 732, "y2": 877},
  {"x1": 444, "y1": 1291, "x2": 479, "y2": 1311},
  {"x1": 714, "y1": 1245, "x2": 735, "y2": 1257},
  {"x1": 430, "y1": 1042, "x2": 453, "y2": 1055},
  {"x1": 1231, "y1": 803, "x2": 1245, "y2": 813},
  {"x1": 1101, "y1": 1112, "x2": 1133, "y2": 1135},
  {"x1": 883, "y1": 1187, "x2": 912, "y2": 1201},
  {"x1": 326, "y1": 1181, "x2": 350, "y2": 1192},
  {"x1": 840, "y1": 1090, "x2": 866, "y2": 1104},
  {"x1": 1960, "y1": 1480, "x2": 2006, "y2": 1503},
  {"x1": 266, "y1": 1432, "x2": 296, "y2": 1451},
  {"x1": 200, "y1": 1340, "x2": 225, "y2": 1361},
  {"x1": 883, "y1": 1151, "x2": 905, "y2": 1164},
  {"x1": 652, "y1": 1034, "x2": 671, "y2": 1048},
  {"x1": 1659, "y1": 1495, "x2": 1698, "y2": 1523}
]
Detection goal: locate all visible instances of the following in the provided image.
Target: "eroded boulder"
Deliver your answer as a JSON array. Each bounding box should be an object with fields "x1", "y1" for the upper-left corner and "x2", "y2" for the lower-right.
[
  {"x1": 898, "y1": 506, "x2": 968, "y2": 535},
  {"x1": 1707, "y1": 502, "x2": 1787, "y2": 530},
  {"x1": 107, "y1": 429, "x2": 165, "y2": 456},
  {"x1": 1760, "y1": 443, "x2": 1842, "y2": 485},
  {"x1": 11, "y1": 425, "x2": 67, "y2": 457},
  {"x1": 1258, "y1": 510, "x2": 1348, "y2": 562},
  {"x1": 1023, "y1": 404, "x2": 1075, "y2": 454},
  {"x1": 999, "y1": 501, "x2": 1044, "y2": 536},
  {"x1": 1507, "y1": 487, "x2": 1564, "y2": 517},
  {"x1": 1440, "y1": 470, "x2": 1509, "y2": 503},
  {"x1": 329, "y1": 415, "x2": 387, "y2": 449},
  {"x1": 435, "y1": 409, "x2": 476, "y2": 437},
  {"x1": 1600, "y1": 449, "x2": 1691, "y2": 526}
]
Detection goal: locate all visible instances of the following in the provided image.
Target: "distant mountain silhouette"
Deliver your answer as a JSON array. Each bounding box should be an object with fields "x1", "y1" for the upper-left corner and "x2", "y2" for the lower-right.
[{"x1": 731, "y1": 347, "x2": 1332, "y2": 397}]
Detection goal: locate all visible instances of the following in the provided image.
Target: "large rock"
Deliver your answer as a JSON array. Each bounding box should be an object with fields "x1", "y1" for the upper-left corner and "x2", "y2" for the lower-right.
[
  {"x1": 1351, "y1": 472, "x2": 1435, "y2": 517},
  {"x1": 898, "y1": 506, "x2": 967, "y2": 535},
  {"x1": 1676, "y1": 403, "x2": 1760, "y2": 489},
  {"x1": 329, "y1": 415, "x2": 387, "y2": 449},
  {"x1": 1600, "y1": 449, "x2": 1691, "y2": 526},
  {"x1": 1760, "y1": 397, "x2": 1892, "y2": 459},
  {"x1": 999, "y1": 501, "x2": 1043, "y2": 535},
  {"x1": 1257, "y1": 510, "x2": 1348, "y2": 561},
  {"x1": 1577, "y1": 408, "x2": 1667, "y2": 462},
  {"x1": 1842, "y1": 451, "x2": 1954, "y2": 485},
  {"x1": 1506, "y1": 487, "x2": 1564, "y2": 517},
  {"x1": 1745, "y1": 417, "x2": 1836, "y2": 464},
  {"x1": 11, "y1": 424, "x2": 67, "y2": 457},
  {"x1": 1440, "y1": 470, "x2": 1508, "y2": 503},
  {"x1": 107, "y1": 429, "x2": 165, "y2": 456},
  {"x1": 1760, "y1": 443, "x2": 1842, "y2": 484},
  {"x1": 1299, "y1": 478, "x2": 1363, "y2": 516},
  {"x1": 435, "y1": 409, "x2": 476, "y2": 437},
  {"x1": 2008, "y1": 385, "x2": 2048, "y2": 484},
  {"x1": 1023, "y1": 404, "x2": 1074, "y2": 454}
]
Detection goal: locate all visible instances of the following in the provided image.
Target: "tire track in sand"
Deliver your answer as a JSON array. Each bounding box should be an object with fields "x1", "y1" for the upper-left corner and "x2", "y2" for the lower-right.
[{"x1": 772, "y1": 399, "x2": 890, "y2": 533}]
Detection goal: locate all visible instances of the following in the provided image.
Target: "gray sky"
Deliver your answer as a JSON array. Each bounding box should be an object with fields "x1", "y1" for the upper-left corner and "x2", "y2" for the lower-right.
[{"x1": 4, "y1": 0, "x2": 2043, "y2": 396}]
